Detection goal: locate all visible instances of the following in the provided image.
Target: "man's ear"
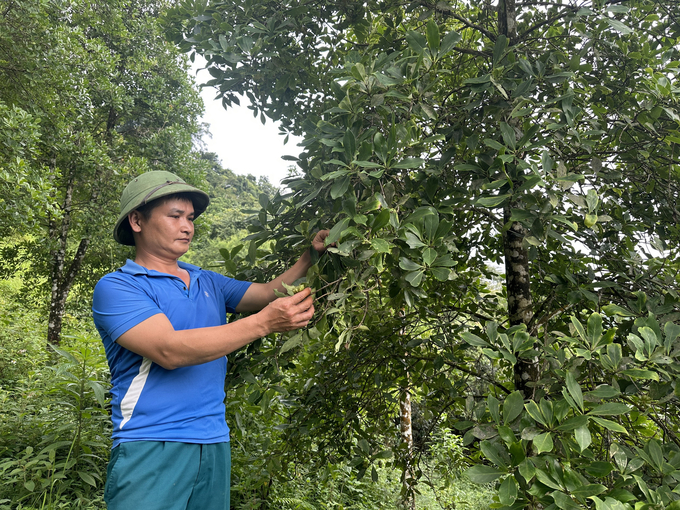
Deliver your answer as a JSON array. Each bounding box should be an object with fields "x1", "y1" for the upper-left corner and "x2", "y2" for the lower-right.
[{"x1": 128, "y1": 210, "x2": 143, "y2": 233}]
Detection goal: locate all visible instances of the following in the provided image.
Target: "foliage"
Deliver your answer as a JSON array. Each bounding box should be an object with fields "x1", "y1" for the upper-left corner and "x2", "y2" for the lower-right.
[
  {"x1": 169, "y1": 0, "x2": 680, "y2": 507},
  {"x1": 0, "y1": 277, "x2": 47, "y2": 385},
  {"x1": 0, "y1": 0, "x2": 211, "y2": 343},
  {"x1": 460, "y1": 309, "x2": 680, "y2": 509},
  {"x1": 0, "y1": 333, "x2": 110, "y2": 510},
  {"x1": 226, "y1": 365, "x2": 491, "y2": 510}
]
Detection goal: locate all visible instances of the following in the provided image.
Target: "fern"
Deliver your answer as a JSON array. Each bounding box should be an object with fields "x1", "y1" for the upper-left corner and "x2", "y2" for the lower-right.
[{"x1": 273, "y1": 497, "x2": 317, "y2": 510}]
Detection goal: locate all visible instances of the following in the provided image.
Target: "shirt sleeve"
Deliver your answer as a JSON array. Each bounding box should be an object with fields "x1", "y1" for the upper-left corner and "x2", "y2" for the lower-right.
[
  {"x1": 209, "y1": 272, "x2": 252, "y2": 313},
  {"x1": 92, "y1": 274, "x2": 163, "y2": 342}
]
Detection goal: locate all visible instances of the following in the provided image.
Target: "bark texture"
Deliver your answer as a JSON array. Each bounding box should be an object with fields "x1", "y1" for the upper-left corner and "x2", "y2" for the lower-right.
[
  {"x1": 47, "y1": 174, "x2": 90, "y2": 346},
  {"x1": 503, "y1": 205, "x2": 539, "y2": 399}
]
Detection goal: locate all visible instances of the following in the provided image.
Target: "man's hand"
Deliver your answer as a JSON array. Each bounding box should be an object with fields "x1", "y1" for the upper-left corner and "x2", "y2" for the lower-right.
[
  {"x1": 312, "y1": 229, "x2": 333, "y2": 254},
  {"x1": 236, "y1": 231, "x2": 331, "y2": 314},
  {"x1": 258, "y1": 287, "x2": 315, "y2": 334}
]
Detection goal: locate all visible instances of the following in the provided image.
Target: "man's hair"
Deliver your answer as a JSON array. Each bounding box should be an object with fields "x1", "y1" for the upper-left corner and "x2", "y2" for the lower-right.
[{"x1": 135, "y1": 192, "x2": 195, "y2": 221}]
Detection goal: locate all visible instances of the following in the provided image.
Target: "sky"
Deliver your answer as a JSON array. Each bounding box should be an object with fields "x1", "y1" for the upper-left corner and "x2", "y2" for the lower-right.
[{"x1": 190, "y1": 58, "x2": 303, "y2": 188}]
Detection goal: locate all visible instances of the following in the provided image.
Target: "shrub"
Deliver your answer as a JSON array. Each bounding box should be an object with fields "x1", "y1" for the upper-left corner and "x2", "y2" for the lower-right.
[{"x1": 0, "y1": 334, "x2": 110, "y2": 510}]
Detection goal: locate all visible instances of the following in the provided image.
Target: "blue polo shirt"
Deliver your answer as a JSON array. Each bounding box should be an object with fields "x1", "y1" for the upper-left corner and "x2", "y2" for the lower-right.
[{"x1": 92, "y1": 260, "x2": 251, "y2": 447}]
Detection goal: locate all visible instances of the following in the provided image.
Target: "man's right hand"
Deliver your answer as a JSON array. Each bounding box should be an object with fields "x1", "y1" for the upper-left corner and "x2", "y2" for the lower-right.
[{"x1": 258, "y1": 287, "x2": 315, "y2": 334}]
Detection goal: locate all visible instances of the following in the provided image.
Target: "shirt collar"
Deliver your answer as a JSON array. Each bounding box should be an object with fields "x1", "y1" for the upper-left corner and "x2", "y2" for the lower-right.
[{"x1": 119, "y1": 259, "x2": 202, "y2": 277}]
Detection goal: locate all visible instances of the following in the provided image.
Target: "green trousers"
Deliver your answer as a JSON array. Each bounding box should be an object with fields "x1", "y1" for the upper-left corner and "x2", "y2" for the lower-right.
[{"x1": 104, "y1": 441, "x2": 231, "y2": 510}]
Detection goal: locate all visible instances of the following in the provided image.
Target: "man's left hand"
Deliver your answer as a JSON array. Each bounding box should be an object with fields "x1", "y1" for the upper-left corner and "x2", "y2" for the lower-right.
[{"x1": 312, "y1": 229, "x2": 333, "y2": 254}]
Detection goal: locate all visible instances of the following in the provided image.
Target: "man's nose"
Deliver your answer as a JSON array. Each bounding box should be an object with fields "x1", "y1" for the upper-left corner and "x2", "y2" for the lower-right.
[{"x1": 180, "y1": 218, "x2": 193, "y2": 232}]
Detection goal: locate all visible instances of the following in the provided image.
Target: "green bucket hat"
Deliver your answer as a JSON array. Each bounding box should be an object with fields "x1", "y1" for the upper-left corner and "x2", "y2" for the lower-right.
[{"x1": 114, "y1": 171, "x2": 210, "y2": 246}]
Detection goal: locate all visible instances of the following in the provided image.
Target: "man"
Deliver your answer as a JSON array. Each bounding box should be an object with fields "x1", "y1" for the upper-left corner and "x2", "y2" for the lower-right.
[{"x1": 92, "y1": 171, "x2": 329, "y2": 510}]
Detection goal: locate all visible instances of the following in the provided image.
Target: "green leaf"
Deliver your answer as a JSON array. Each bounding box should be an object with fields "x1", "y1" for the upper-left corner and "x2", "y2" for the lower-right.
[
  {"x1": 481, "y1": 440, "x2": 508, "y2": 469},
  {"x1": 588, "y1": 403, "x2": 630, "y2": 416},
  {"x1": 570, "y1": 484, "x2": 607, "y2": 499},
  {"x1": 476, "y1": 194, "x2": 511, "y2": 208},
  {"x1": 87, "y1": 380, "x2": 106, "y2": 407},
  {"x1": 533, "y1": 432, "x2": 554, "y2": 453},
  {"x1": 664, "y1": 321, "x2": 680, "y2": 352},
  {"x1": 405, "y1": 270, "x2": 425, "y2": 287},
  {"x1": 343, "y1": 129, "x2": 356, "y2": 160},
  {"x1": 587, "y1": 313, "x2": 603, "y2": 348},
  {"x1": 392, "y1": 158, "x2": 424, "y2": 169},
  {"x1": 585, "y1": 461, "x2": 614, "y2": 477},
  {"x1": 399, "y1": 257, "x2": 422, "y2": 271},
  {"x1": 484, "y1": 138, "x2": 505, "y2": 151},
  {"x1": 488, "y1": 395, "x2": 501, "y2": 424},
  {"x1": 575, "y1": 425, "x2": 592, "y2": 452},
  {"x1": 518, "y1": 458, "x2": 536, "y2": 481},
  {"x1": 439, "y1": 30, "x2": 461, "y2": 57},
  {"x1": 499, "y1": 476, "x2": 518, "y2": 505},
  {"x1": 372, "y1": 209, "x2": 391, "y2": 233},
  {"x1": 372, "y1": 449, "x2": 393, "y2": 460},
  {"x1": 465, "y1": 465, "x2": 504, "y2": 484},
  {"x1": 570, "y1": 316, "x2": 587, "y2": 342},
  {"x1": 585, "y1": 385, "x2": 621, "y2": 400},
  {"x1": 461, "y1": 331, "x2": 489, "y2": 347},
  {"x1": 503, "y1": 391, "x2": 524, "y2": 424},
  {"x1": 565, "y1": 371, "x2": 584, "y2": 412},
  {"x1": 464, "y1": 74, "x2": 491, "y2": 85},
  {"x1": 590, "y1": 417, "x2": 628, "y2": 434},
  {"x1": 646, "y1": 439, "x2": 664, "y2": 471},
  {"x1": 422, "y1": 247, "x2": 437, "y2": 266},
  {"x1": 353, "y1": 160, "x2": 383, "y2": 168},
  {"x1": 321, "y1": 167, "x2": 351, "y2": 179},
  {"x1": 426, "y1": 19, "x2": 440, "y2": 52},
  {"x1": 405, "y1": 30, "x2": 427, "y2": 54},
  {"x1": 330, "y1": 175, "x2": 351, "y2": 199},
  {"x1": 555, "y1": 415, "x2": 589, "y2": 431},
  {"x1": 500, "y1": 121, "x2": 516, "y2": 150},
  {"x1": 621, "y1": 369, "x2": 659, "y2": 381},
  {"x1": 602, "y1": 304, "x2": 636, "y2": 317},
  {"x1": 78, "y1": 470, "x2": 97, "y2": 487},
  {"x1": 606, "y1": 18, "x2": 633, "y2": 34},
  {"x1": 430, "y1": 266, "x2": 451, "y2": 281},
  {"x1": 327, "y1": 218, "x2": 351, "y2": 245},
  {"x1": 493, "y1": 34, "x2": 508, "y2": 66},
  {"x1": 280, "y1": 332, "x2": 303, "y2": 354},
  {"x1": 535, "y1": 468, "x2": 561, "y2": 490},
  {"x1": 370, "y1": 238, "x2": 391, "y2": 253},
  {"x1": 525, "y1": 401, "x2": 547, "y2": 426},
  {"x1": 552, "y1": 491, "x2": 582, "y2": 510}
]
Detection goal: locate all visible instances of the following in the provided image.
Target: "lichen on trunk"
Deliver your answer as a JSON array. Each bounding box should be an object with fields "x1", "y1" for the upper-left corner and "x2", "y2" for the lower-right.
[{"x1": 503, "y1": 205, "x2": 539, "y2": 398}]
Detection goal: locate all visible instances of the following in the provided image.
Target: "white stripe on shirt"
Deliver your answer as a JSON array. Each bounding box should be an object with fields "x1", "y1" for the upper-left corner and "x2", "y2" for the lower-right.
[{"x1": 119, "y1": 357, "x2": 152, "y2": 429}]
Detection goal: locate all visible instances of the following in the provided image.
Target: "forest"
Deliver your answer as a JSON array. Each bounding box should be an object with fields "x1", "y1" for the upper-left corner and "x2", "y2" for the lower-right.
[{"x1": 0, "y1": 0, "x2": 679, "y2": 508}]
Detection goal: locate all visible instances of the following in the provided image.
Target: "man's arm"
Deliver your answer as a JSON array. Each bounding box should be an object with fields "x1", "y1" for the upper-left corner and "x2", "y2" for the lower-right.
[
  {"x1": 235, "y1": 230, "x2": 330, "y2": 313},
  {"x1": 116, "y1": 289, "x2": 314, "y2": 370}
]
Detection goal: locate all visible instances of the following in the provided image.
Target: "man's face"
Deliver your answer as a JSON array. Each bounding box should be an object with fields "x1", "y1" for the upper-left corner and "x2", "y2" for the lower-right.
[{"x1": 130, "y1": 197, "x2": 195, "y2": 260}]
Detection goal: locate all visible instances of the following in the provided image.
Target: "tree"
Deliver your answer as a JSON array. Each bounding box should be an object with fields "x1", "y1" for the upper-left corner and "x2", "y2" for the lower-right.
[
  {"x1": 169, "y1": 0, "x2": 680, "y2": 507},
  {"x1": 0, "y1": 0, "x2": 206, "y2": 344}
]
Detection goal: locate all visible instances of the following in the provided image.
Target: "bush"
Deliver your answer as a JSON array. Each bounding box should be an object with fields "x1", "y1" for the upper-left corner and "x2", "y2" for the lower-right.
[{"x1": 0, "y1": 334, "x2": 110, "y2": 510}]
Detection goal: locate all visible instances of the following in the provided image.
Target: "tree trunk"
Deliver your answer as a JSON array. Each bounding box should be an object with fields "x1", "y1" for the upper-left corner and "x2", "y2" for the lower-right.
[
  {"x1": 47, "y1": 173, "x2": 90, "y2": 346},
  {"x1": 499, "y1": 0, "x2": 538, "y2": 399},
  {"x1": 498, "y1": 0, "x2": 517, "y2": 43},
  {"x1": 503, "y1": 205, "x2": 538, "y2": 398},
  {"x1": 399, "y1": 385, "x2": 415, "y2": 510},
  {"x1": 47, "y1": 237, "x2": 90, "y2": 346}
]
